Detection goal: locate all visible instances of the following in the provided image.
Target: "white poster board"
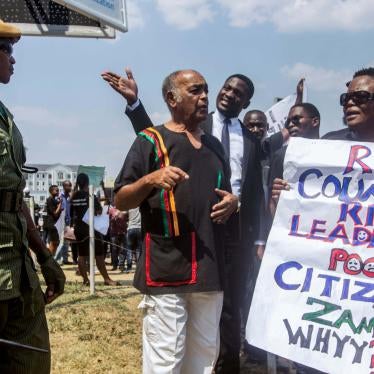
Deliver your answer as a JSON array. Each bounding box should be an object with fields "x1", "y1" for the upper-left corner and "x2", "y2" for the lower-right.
[
  {"x1": 265, "y1": 94, "x2": 297, "y2": 137},
  {"x1": 82, "y1": 205, "x2": 109, "y2": 236},
  {"x1": 265, "y1": 83, "x2": 308, "y2": 137},
  {"x1": 247, "y1": 138, "x2": 374, "y2": 373}
]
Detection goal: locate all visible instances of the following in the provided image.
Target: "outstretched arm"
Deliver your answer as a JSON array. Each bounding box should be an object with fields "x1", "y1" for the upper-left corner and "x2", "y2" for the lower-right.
[{"x1": 102, "y1": 67, "x2": 154, "y2": 134}]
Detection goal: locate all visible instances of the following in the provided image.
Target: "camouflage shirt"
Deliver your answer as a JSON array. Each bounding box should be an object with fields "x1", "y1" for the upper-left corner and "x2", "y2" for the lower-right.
[{"x1": 0, "y1": 101, "x2": 40, "y2": 301}]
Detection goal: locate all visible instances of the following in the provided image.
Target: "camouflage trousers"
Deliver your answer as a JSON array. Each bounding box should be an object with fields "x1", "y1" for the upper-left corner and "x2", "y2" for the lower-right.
[{"x1": 0, "y1": 286, "x2": 50, "y2": 374}]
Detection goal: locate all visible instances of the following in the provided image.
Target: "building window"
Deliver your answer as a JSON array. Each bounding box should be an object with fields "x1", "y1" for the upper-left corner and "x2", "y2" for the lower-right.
[
  {"x1": 67, "y1": 174, "x2": 71, "y2": 180},
  {"x1": 48, "y1": 174, "x2": 52, "y2": 179},
  {"x1": 36, "y1": 181, "x2": 39, "y2": 186},
  {"x1": 40, "y1": 196, "x2": 45, "y2": 202},
  {"x1": 57, "y1": 172, "x2": 64, "y2": 180}
]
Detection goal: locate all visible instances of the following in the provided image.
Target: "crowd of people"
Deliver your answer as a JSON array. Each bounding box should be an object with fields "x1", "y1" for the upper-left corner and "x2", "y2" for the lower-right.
[
  {"x1": 33, "y1": 175, "x2": 143, "y2": 285},
  {"x1": 1, "y1": 18, "x2": 374, "y2": 374}
]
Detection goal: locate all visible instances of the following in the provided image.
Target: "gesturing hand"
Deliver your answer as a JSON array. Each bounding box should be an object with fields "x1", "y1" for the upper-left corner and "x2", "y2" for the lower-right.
[
  {"x1": 147, "y1": 166, "x2": 189, "y2": 191},
  {"x1": 101, "y1": 67, "x2": 138, "y2": 105},
  {"x1": 211, "y1": 189, "x2": 238, "y2": 224}
]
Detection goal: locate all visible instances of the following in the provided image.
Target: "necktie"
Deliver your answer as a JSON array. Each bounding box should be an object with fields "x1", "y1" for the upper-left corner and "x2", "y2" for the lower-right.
[{"x1": 221, "y1": 118, "x2": 231, "y2": 159}]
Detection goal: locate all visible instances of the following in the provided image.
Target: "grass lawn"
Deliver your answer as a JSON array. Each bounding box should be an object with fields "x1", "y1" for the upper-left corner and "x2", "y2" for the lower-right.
[
  {"x1": 42, "y1": 264, "x2": 269, "y2": 374},
  {"x1": 42, "y1": 265, "x2": 142, "y2": 374}
]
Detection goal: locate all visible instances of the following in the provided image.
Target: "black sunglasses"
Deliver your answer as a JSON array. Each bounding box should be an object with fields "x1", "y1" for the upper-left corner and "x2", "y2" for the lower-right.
[{"x1": 340, "y1": 90, "x2": 374, "y2": 106}]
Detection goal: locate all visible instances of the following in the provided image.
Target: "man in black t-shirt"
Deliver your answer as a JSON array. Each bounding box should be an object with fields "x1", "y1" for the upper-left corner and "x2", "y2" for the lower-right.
[
  {"x1": 45, "y1": 185, "x2": 63, "y2": 255},
  {"x1": 114, "y1": 70, "x2": 238, "y2": 374}
]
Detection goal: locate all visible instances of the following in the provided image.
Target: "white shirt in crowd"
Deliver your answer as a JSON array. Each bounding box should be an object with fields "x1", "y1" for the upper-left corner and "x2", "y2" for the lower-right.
[{"x1": 128, "y1": 207, "x2": 141, "y2": 230}]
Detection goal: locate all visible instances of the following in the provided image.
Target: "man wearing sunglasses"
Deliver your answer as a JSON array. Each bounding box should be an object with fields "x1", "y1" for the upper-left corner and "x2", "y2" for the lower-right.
[{"x1": 0, "y1": 21, "x2": 65, "y2": 373}]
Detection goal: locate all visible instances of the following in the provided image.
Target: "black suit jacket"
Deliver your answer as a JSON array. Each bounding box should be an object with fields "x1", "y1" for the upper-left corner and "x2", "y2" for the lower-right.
[{"x1": 125, "y1": 101, "x2": 263, "y2": 246}]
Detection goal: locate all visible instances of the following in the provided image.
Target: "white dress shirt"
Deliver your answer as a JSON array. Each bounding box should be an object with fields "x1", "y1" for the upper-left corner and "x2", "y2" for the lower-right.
[{"x1": 212, "y1": 111, "x2": 243, "y2": 198}]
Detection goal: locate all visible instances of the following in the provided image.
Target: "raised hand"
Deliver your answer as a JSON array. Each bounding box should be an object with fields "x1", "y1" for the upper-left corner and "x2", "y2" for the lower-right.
[{"x1": 101, "y1": 67, "x2": 138, "y2": 105}]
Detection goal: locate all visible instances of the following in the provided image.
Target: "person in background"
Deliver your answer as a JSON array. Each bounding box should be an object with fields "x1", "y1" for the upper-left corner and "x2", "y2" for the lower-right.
[
  {"x1": 45, "y1": 185, "x2": 63, "y2": 255},
  {"x1": 55, "y1": 180, "x2": 72, "y2": 265},
  {"x1": 108, "y1": 205, "x2": 128, "y2": 271},
  {"x1": 70, "y1": 173, "x2": 119, "y2": 286},
  {"x1": 120, "y1": 207, "x2": 141, "y2": 273}
]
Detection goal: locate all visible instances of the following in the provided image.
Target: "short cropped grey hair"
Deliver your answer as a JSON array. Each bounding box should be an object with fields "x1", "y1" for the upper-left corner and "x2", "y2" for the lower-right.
[{"x1": 161, "y1": 70, "x2": 183, "y2": 104}]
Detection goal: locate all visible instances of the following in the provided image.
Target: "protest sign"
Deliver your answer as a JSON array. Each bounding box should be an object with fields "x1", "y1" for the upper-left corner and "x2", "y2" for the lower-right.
[
  {"x1": 247, "y1": 138, "x2": 374, "y2": 373},
  {"x1": 77, "y1": 165, "x2": 105, "y2": 188},
  {"x1": 265, "y1": 94, "x2": 297, "y2": 137},
  {"x1": 265, "y1": 82, "x2": 308, "y2": 137},
  {"x1": 82, "y1": 205, "x2": 109, "y2": 236}
]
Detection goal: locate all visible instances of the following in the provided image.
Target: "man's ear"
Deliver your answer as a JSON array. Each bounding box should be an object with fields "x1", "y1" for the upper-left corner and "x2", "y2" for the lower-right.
[
  {"x1": 243, "y1": 100, "x2": 250, "y2": 110},
  {"x1": 166, "y1": 91, "x2": 177, "y2": 109},
  {"x1": 312, "y1": 117, "x2": 320, "y2": 128}
]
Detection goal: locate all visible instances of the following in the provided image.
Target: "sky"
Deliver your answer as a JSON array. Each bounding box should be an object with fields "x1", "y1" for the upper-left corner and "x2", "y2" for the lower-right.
[{"x1": 1, "y1": 0, "x2": 374, "y2": 178}]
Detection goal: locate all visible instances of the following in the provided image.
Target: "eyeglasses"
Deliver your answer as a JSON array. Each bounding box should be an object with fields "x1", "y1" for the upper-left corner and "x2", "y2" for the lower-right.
[{"x1": 340, "y1": 91, "x2": 374, "y2": 106}]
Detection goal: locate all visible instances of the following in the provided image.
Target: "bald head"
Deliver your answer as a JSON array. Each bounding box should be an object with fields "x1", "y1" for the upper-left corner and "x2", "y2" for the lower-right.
[{"x1": 162, "y1": 69, "x2": 209, "y2": 126}]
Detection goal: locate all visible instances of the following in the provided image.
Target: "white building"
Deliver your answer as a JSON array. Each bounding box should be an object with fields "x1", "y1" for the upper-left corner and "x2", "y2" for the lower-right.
[{"x1": 23, "y1": 164, "x2": 79, "y2": 206}]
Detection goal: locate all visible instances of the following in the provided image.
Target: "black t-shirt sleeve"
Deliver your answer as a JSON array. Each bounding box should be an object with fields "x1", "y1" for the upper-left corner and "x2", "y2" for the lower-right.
[{"x1": 114, "y1": 135, "x2": 156, "y2": 193}]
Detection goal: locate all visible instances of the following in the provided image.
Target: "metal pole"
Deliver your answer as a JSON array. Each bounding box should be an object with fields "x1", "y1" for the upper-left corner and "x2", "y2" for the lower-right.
[{"x1": 89, "y1": 185, "x2": 95, "y2": 295}]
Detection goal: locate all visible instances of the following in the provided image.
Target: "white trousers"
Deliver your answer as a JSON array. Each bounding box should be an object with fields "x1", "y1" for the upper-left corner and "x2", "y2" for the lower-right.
[{"x1": 139, "y1": 291, "x2": 223, "y2": 374}]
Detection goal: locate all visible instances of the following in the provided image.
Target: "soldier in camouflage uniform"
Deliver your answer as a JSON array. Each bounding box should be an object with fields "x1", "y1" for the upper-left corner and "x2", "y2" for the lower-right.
[{"x1": 0, "y1": 21, "x2": 66, "y2": 373}]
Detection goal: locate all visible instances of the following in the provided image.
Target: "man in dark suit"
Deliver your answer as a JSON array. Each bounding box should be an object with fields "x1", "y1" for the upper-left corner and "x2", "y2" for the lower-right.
[{"x1": 103, "y1": 68, "x2": 267, "y2": 372}]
